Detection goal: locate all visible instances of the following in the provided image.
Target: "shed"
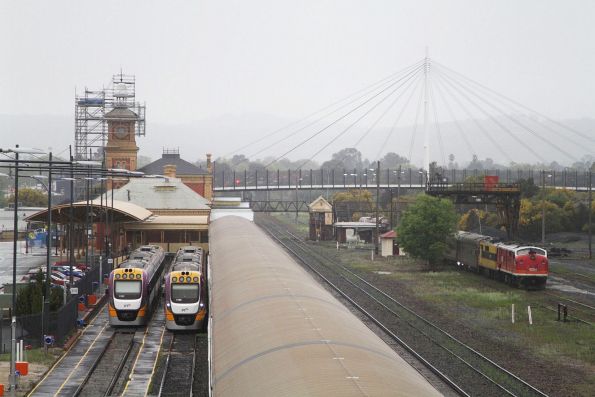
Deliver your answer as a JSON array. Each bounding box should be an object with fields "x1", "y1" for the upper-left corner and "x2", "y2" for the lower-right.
[
  {"x1": 308, "y1": 196, "x2": 333, "y2": 241},
  {"x1": 379, "y1": 230, "x2": 398, "y2": 257}
]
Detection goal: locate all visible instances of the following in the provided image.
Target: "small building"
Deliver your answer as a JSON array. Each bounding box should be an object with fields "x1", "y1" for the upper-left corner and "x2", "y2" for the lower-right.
[
  {"x1": 379, "y1": 230, "x2": 397, "y2": 257},
  {"x1": 333, "y1": 221, "x2": 377, "y2": 243},
  {"x1": 308, "y1": 196, "x2": 333, "y2": 241}
]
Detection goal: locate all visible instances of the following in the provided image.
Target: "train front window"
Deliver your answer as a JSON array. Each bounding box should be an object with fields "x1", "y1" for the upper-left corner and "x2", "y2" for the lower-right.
[
  {"x1": 114, "y1": 280, "x2": 142, "y2": 300},
  {"x1": 172, "y1": 284, "x2": 199, "y2": 303},
  {"x1": 517, "y1": 248, "x2": 546, "y2": 256}
]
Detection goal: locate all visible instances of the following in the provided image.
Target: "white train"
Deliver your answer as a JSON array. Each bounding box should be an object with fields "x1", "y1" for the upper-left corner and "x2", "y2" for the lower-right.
[
  {"x1": 108, "y1": 245, "x2": 166, "y2": 326},
  {"x1": 164, "y1": 246, "x2": 207, "y2": 331}
]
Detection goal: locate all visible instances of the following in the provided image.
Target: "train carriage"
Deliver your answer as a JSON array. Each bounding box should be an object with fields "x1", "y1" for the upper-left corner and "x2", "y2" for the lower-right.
[{"x1": 108, "y1": 245, "x2": 166, "y2": 326}]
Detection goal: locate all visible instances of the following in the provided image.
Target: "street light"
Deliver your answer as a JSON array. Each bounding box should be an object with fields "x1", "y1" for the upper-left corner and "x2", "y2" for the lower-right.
[{"x1": 0, "y1": 145, "x2": 46, "y2": 394}]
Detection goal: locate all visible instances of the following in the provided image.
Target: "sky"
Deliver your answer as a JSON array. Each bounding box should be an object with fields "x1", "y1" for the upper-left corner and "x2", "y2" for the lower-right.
[{"x1": 1, "y1": 0, "x2": 594, "y2": 166}]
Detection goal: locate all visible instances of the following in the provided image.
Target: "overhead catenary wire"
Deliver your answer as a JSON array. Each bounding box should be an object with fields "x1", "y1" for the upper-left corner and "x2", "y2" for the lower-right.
[
  {"x1": 226, "y1": 60, "x2": 425, "y2": 164},
  {"x1": 265, "y1": 62, "x2": 425, "y2": 168},
  {"x1": 296, "y1": 66, "x2": 424, "y2": 168}
]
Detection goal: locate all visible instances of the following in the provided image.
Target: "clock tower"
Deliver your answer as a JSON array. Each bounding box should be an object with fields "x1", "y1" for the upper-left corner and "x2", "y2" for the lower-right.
[{"x1": 104, "y1": 106, "x2": 139, "y2": 189}]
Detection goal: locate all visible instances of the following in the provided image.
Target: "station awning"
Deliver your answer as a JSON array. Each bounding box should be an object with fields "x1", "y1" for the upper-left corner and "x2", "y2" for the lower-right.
[
  {"x1": 125, "y1": 215, "x2": 209, "y2": 230},
  {"x1": 25, "y1": 199, "x2": 153, "y2": 224}
]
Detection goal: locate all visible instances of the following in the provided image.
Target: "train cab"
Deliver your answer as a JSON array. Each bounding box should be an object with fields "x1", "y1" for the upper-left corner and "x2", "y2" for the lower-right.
[{"x1": 164, "y1": 264, "x2": 207, "y2": 331}]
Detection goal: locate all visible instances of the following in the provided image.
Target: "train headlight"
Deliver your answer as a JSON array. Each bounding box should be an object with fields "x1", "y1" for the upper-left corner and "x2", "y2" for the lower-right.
[
  {"x1": 193, "y1": 277, "x2": 199, "y2": 282},
  {"x1": 186, "y1": 277, "x2": 191, "y2": 282},
  {"x1": 115, "y1": 274, "x2": 120, "y2": 279},
  {"x1": 172, "y1": 277, "x2": 177, "y2": 282},
  {"x1": 122, "y1": 274, "x2": 127, "y2": 279},
  {"x1": 136, "y1": 274, "x2": 142, "y2": 279}
]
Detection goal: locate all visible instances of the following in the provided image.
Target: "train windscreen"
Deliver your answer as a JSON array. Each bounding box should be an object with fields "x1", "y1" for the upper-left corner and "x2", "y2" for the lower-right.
[
  {"x1": 115, "y1": 280, "x2": 142, "y2": 299},
  {"x1": 517, "y1": 248, "x2": 546, "y2": 256},
  {"x1": 172, "y1": 284, "x2": 200, "y2": 303}
]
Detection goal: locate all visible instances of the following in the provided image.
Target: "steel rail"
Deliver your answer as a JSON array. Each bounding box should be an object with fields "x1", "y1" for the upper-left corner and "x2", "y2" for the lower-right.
[
  {"x1": 157, "y1": 333, "x2": 197, "y2": 397},
  {"x1": 260, "y1": 217, "x2": 549, "y2": 397},
  {"x1": 104, "y1": 333, "x2": 136, "y2": 397},
  {"x1": 72, "y1": 332, "x2": 117, "y2": 397},
  {"x1": 157, "y1": 334, "x2": 175, "y2": 396}
]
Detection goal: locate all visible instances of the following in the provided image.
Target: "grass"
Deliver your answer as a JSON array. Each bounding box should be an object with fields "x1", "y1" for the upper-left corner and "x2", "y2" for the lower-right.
[{"x1": 0, "y1": 347, "x2": 61, "y2": 366}]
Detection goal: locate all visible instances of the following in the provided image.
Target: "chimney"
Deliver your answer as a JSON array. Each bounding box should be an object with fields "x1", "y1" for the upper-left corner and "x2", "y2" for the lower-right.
[
  {"x1": 206, "y1": 153, "x2": 212, "y2": 174},
  {"x1": 163, "y1": 164, "x2": 177, "y2": 178}
]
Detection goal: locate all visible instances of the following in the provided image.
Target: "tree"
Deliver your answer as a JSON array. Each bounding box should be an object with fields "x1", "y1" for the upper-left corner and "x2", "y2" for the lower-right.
[
  {"x1": 379, "y1": 152, "x2": 409, "y2": 169},
  {"x1": 7, "y1": 187, "x2": 47, "y2": 207},
  {"x1": 397, "y1": 195, "x2": 457, "y2": 266}
]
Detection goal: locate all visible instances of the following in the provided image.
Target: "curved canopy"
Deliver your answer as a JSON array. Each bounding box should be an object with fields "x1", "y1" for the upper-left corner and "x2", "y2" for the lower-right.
[{"x1": 25, "y1": 199, "x2": 152, "y2": 224}]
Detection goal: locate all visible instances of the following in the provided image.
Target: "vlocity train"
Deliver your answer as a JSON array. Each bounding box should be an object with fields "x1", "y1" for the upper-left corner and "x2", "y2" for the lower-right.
[
  {"x1": 445, "y1": 231, "x2": 548, "y2": 289},
  {"x1": 164, "y1": 246, "x2": 207, "y2": 331},
  {"x1": 108, "y1": 245, "x2": 166, "y2": 326}
]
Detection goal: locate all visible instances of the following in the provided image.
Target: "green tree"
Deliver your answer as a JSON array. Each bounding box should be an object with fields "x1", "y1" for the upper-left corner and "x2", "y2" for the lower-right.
[
  {"x1": 7, "y1": 187, "x2": 47, "y2": 207},
  {"x1": 397, "y1": 195, "x2": 457, "y2": 266}
]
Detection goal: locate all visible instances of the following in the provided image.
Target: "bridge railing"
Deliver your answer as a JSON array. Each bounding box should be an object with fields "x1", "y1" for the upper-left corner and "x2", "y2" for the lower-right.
[{"x1": 213, "y1": 168, "x2": 592, "y2": 191}]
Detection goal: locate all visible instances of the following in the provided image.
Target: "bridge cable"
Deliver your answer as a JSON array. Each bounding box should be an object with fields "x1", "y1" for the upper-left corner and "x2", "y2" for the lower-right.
[
  {"x1": 430, "y1": 74, "x2": 476, "y2": 157},
  {"x1": 435, "y1": 66, "x2": 578, "y2": 162},
  {"x1": 353, "y1": 68, "x2": 423, "y2": 147},
  {"x1": 240, "y1": 60, "x2": 425, "y2": 165},
  {"x1": 433, "y1": 60, "x2": 594, "y2": 144},
  {"x1": 407, "y1": 75, "x2": 426, "y2": 164},
  {"x1": 431, "y1": 70, "x2": 513, "y2": 163},
  {"x1": 226, "y1": 59, "x2": 425, "y2": 164},
  {"x1": 265, "y1": 63, "x2": 425, "y2": 168},
  {"x1": 428, "y1": 76, "x2": 447, "y2": 167},
  {"x1": 374, "y1": 74, "x2": 423, "y2": 162},
  {"x1": 296, "y1": 66, "x2": 424, "y2": 168},
  {"x1": 434, "y1": 64, "x2": 587, "y2": 151}
]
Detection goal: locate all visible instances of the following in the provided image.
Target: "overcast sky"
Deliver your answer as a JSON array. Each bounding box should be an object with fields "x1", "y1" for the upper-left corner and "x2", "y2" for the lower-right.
[{"x1": 1, "y1": 0, "x2": 594, "y2": 165}]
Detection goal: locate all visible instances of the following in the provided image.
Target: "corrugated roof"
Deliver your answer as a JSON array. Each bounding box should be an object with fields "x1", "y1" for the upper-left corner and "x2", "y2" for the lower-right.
[
  {"x1": 104, "y1": 107, "x2": 138, "y2": 119},
  {"x1": 138, "y1": 152, "x2": 208, "y2": 175},
  {"x1": 101, "y1": 177, "x2": 210, "y2": 210},
  {"x1": 380, "y1": 230, "x2": 396, "y2": 238}
]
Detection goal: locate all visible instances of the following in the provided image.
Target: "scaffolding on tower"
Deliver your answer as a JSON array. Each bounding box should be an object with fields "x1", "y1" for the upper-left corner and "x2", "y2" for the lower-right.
[{"x1": 74, "y1": 73, "x2": 146, "y2": 161}]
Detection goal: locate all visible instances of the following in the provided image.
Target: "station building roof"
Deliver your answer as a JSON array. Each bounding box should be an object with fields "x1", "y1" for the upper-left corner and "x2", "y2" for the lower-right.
[
  {"x1": 25, "y1": 199, "x2": 152, "y2": 224},
  {"x1": 99, "y1": 177, "x2": 210, "y2": 211},
  {"x1": 138, "y1": 151, "x2": 208, "y2": 176}
]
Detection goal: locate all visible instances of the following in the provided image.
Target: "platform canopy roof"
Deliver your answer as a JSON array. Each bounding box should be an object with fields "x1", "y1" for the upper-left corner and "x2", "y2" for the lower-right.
[{"x1": 25, "y1": 199, "x2": 152, "y2": 224}]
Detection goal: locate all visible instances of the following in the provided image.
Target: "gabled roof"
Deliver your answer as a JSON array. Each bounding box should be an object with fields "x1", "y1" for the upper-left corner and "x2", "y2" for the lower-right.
[
  {"x1": 308, "y1": 196, "x2": 332, "y2": 212},
  {"x1": 138, "y1": 152, "x2": 208, "y2": 175},
  {"x1": 100, "y1": 177, "x2": 210, "y2": 211},
  {"x1": 380, "y1": 230, "x2": 397, "y2": 239}
]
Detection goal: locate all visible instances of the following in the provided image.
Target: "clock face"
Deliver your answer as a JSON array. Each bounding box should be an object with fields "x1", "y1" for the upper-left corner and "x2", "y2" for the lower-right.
[{"x1": 115, "y1": 126, "x2": 128, "y2": 138}]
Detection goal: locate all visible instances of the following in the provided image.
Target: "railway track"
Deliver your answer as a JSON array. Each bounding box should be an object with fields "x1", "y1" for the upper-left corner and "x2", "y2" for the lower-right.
[
  {"x1": 258, "y1": 216, "x2": 549, "y2": 397},
  {"x1": 74, "y1": 329, "x2": 138, "y2": 397},
  {"x1": 541, "y1": 292, "x2": 595, "y2": 325},
  {"x1": 158, "y1": 333, "x2": 198, "y2": 396}
]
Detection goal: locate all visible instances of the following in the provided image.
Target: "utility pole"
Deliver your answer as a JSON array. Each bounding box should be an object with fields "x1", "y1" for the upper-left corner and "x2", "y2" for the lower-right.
[
  {"x1": 589, "y1": 168, "x2": 592, "y2": 259},
  {"x1": 423, "y1": 47, "x2": 430, "y2": 182},
  {"x1": 375, "y1": 161, "x2": 380, "y2": 255}
]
